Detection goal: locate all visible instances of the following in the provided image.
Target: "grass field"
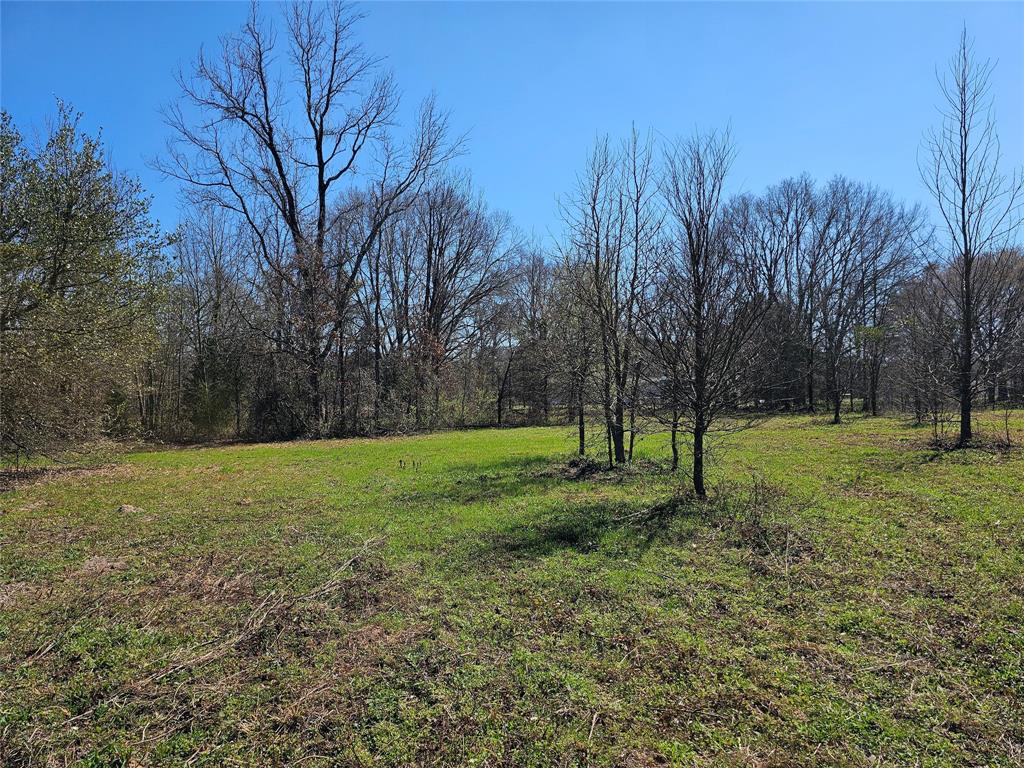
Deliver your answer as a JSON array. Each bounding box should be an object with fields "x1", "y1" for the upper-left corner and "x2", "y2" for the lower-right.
[{"x1": 1, "y1": 414, "x2": 1023, "y2": 766}]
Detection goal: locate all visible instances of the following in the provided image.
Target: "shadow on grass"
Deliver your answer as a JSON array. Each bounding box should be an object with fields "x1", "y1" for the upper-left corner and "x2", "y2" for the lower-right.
[
  {"x1": 464, "y1": 493, "x2": 710, "y2": 568},
  {"x1": 393, "y1": 452, "x2": 666, "y2": 510},
  {"x1": 390, "y1": 453, "x2": 563, "y2": 507},
  {"x1": 390, "y1": 451, "x2": 735, "y2": 573}
]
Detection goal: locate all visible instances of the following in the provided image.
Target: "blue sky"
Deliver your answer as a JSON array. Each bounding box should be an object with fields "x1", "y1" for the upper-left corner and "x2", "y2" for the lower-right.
[{"x1": 2, "y1": 2, "x2": 1022, "y2": 243}]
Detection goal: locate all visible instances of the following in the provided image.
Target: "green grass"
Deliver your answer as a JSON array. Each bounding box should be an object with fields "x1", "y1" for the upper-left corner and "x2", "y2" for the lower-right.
[{"x1": 2, "y1": 413, "x2": 1023, "y2": 766}]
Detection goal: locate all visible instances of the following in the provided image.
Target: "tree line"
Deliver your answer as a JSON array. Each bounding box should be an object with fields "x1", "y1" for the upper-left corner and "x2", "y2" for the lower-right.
[{"x1": 2, "y1": 5, "x2": 1022, "y2": 497}]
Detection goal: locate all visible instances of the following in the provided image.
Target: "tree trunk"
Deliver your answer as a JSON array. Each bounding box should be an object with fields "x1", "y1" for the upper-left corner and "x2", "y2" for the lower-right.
[
  {"x1": 496, "y1": 350, "x2": 514, "y2": 427},
  {"x1": 612, "y1": 400, "x2": 626, "y2": 464},
  {"x1": 600, "y1": 353, "x2": 616, "y2": 467},
  {"x1": 805, "y1": 337, "x2": 816, "y2": 413},
  {"x1": 830, "y1": 360, "x2": 842, "y2": 425},
  {"x1": 372, "y1": 332, "x2": 382, "y2": 429},
  {"x1": 308, "y1": 357, "x2": 323, "y2": 438},
  {"x1": 958, "y1": 239, "x2": 974, "y2": 445},
  {"x1": 577, "y1": 385, "x2": 586, "y2": 456},
  {"x1": 627, "y1": 367, "x2": 640, "y2": 462},
  {"x1": 542, "y1": 373, "x2": 550, "y2": 425},
  {"x1": 234, "y1": 382, "x2": 241, "y2": 437},
  {"x1": 958, "y1": 367, "x2": 972, "y2": 443},
  {"x1": 670, "y1": 410, "x2": 679, "y2": 471},
  {"x1": 692, "y1": 422, "x2": 706, "y2": 499},
  {"x1": 336, "y1": 342, "x2": 347, "y2": 436},
  {"x1": 869, "y1": 361, "x2": 880, "y2": 417},
  {"x1": 958, "y1": 301, "x2": 973, "y2": 445}
]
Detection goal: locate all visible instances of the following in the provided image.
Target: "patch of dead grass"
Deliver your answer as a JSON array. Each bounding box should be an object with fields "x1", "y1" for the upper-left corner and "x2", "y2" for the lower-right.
[
  {"x1": 0, "y1": 581, "x2": 37, "y2": 610},
  {"x1": 74, "y1": 555, "x2": 128, "y2": 578},
  {"x1": 0, "y1": 464, "x2": 136, "y2": 493}
]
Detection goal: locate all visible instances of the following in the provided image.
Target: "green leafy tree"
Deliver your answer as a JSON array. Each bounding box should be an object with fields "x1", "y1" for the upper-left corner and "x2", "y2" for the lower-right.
[{"x1": 0, "y1": 104, "x2": 168, "y2": 461}]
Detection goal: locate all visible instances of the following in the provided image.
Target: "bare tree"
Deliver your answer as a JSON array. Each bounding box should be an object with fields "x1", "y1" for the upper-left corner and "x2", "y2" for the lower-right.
[
  {"x1": 921, "y1": 28, "x2": 1023, "y2": 445},
  {"x1": 655, "y1": 130, "x2": 776, "y2": 498},
  {"x1": 812, "y1": 178, "x2": 922, "y2": 424},
  {"x1": 509, "y1": 250, "x2": 556, "y2": 423},
  {"x1": 767, "y1": 176, "x2": 821, "y2": 411},
  {"x1": 725, "y1": 179, "x2": 815, "y2": 410},
  {"x1": 349, "y1": 174, "x2": 517, "y2": 430},
  {"x1": 561, "y1": 129, "x2": 658, "y2": 466},
  {"x1": 159, "y1": 1, "x2": 456, "y2": 435},
  {"x1": 550, "y1": 257, "x2": 598, "y2": 456},
  {"x1": 407, "y1": 177, "x2": 517, "y2": 427},
  {"x1": 172, "y1": 208, "x2": 252, "y2": 435}
]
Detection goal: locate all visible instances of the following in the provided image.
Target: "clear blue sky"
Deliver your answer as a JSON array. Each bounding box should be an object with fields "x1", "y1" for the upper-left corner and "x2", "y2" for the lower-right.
[{"x1": 2, "y1": 2, "x2": 1022, "y2": 243}]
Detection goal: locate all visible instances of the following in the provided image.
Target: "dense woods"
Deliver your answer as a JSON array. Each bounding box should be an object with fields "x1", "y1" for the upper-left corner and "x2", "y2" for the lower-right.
[{"x1": 2, "y1": 7, "x2": 1021, "y2": 497}]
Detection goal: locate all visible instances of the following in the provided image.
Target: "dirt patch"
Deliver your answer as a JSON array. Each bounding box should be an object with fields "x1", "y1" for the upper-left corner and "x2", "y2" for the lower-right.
[
  {"x1": 4, "y1": 499, "x2": 49, "y2": 514},
  {"x1": 619, "y1": 748, "x2": 673, "y2": 767},
  {"x1": 74, "y1": 555, "x2": 128, "y2": 578}
]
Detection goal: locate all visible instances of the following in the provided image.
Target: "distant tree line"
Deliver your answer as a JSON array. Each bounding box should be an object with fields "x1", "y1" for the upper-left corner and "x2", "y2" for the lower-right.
[{"x1": 2, "y1": 6, "x2": 1021, "y2": 497}]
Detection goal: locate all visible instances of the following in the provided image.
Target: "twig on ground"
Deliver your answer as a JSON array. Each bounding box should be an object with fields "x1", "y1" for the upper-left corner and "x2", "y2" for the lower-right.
[{"x1": 63, "y1": 538, "x2": 382, "y2": 727}]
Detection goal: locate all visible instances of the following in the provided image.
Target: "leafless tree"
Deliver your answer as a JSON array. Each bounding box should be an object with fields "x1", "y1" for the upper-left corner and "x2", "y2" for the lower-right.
[
  {"x1": 812, "y1": 178, "x2": 923, "y2": 423},
  {"x1": 722, "y1": 181, "x2": 814, "y2": 410},
  {"x1": 352, "y1": 174, "x2": 517, "y2": 429},
  {"x1": 763, "y1": 176, "x2": 820, "y2": 410},
  {"x1": 921, "y1": 28, "x2": 1023, "y2": 444},
  {"x1": 561, "y1": 129, "x2": 658, "y2": 466},
  {"x1": 654, "y1": 130, "x2": 776, "y2": 498},
  {"x1": 407, "y1": 177, "x2": 517, "y2": 426},
  {"x1": 550, "y1": 257, "x2": 598, "y2": 456},
  {"x1": 159, "y1": 1, "x2": 456, "y2": 435},
  {"x1": 165, "y1": 208, "x2": 253, "y2": 435},
  {"x1": 509, "y1": 250, "x2": 557, "y2": 423}
]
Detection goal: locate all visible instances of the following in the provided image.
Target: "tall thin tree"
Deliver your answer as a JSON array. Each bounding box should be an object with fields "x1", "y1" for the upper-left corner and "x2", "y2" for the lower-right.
[{"x1": 921, "y1": 29, "x2": 1023, "y2": 445}]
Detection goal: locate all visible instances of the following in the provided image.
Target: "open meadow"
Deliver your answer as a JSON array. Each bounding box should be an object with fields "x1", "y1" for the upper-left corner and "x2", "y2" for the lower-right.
[
  {"x1": 4, "y1": 1, "x2": 1024, "y2": 765},
  {"x1": 1, "y1": 413, "x2": 1022, "y2": 766}
]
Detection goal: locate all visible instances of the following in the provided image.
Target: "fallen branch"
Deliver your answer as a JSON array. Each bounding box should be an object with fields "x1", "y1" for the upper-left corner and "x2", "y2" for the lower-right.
[
  {"x1": 150, "y1": 537, "x2": 382, "y2": 683},
  {"x1": 858, "y1": 657, "x2": 925, "y2": 673}
]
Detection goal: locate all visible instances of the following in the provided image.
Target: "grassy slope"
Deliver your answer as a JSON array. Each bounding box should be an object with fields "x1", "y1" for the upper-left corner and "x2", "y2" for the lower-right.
[{"x1": 1, "y1": 414, "x2": 1022, "y2": 766}]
